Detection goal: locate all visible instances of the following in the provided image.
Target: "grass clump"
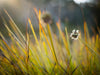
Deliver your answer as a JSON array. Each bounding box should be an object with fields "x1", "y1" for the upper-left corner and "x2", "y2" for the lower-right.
[{"x1": 0, "y1": 8, "x2": 100, "y2": 75}]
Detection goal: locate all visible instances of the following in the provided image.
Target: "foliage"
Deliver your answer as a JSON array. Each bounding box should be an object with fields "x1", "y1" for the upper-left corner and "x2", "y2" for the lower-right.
[{"x1": 0, "y1": 8, "x2": 100, "y2": 75}]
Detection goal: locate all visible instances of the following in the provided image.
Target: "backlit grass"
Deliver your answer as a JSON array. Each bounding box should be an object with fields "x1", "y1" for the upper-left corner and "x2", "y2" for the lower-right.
[{"x1": 0, "y1": 8, "x2": 100, "y2": 75}]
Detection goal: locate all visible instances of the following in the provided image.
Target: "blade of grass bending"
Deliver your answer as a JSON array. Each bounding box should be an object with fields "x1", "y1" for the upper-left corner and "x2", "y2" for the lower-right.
[
  {"x1": 33, "y1": 8, "x2": 39, "y2": 18},
  {"x1": 0, "y1": 45, "x2": 18, "y2": 74},
  {"x1": 84, "y1": 21, "x2": 90, "y2": 52},
  {"x1": 84, "y1": 21, "x2": 90, "y2": 68},
  {"x1": 4, "y1": 24, "x2": 27, "y2": 58},
  {"x1": 4, "y1": 24, "x2": 28, "y2": 64},
  {"x1": 47, "y1": 24, "x2": 58, "y2": 64},
  {"x1": 4, "y1": 22, "x2": 41, "y2": 65},
  {"x1": 28, "y1": 18, "x2": 39, "y2": 45},
  {"x1": 8, "y1": 33, "x2": 20, "y2": 57},
  {"x1": 2, "y1": 21, "x2": 38, "y2": 74},
  {"x1": 65, "y1": 27, "x2": 71, "y2": 56},
  {"x1": 4, "y1": 9, "x2": 25, "y2": 41},
  {"x1": 33, "y1": 8, "x2": 42, "y2": 41},
  {"x1": 56, "y1": 21, "x2": 70, "y2": 56},
  {"x1": 33, "y1": 8, "x2": 45, "y2": 35},
  {"x1": 43, "y1": 41, "x2": 52, "y2": 68},
  {"x1": 29, "y1": 47, "x2": 42, "y2": 67},
  {"x1": 4, "y1": 24, "x2": 25, "y2": 49},
  {"x1": 0, "y1": 46, "x2": 9, "y2": 59},
  {"x1": 78, "y1": 38, "x2": 100, "y2": 58},
  {"x1": 26, "y1": 21, "x2": 29, "y2": 62},
  {"x1": 4, "y1": 10, "x2": 41, "y2": 60},
  {"x1": 7, "y1": 33, "x2": 29, "y2": 75},
  {"x1": 65, "y1": 27, "x2": 73, "y2": 73},
  {"x1": 25, "y1": 21, "x2": 30, "y2": 74},
  {"x1": 28, "y1": 18, "x2": 48, "y2": 67},
  {"x1": 33, "y1": 8, "x2": 47, "y2": 37},
  {"x1": 28, "y1": 18, "x2": 47, "y2": 52},
  {"x1": 39, "y1": 9, "x2": 42, "y2": 41},
  {"x1": 9, "y1": 20, "x2": 24, "y2": 44},
  {"x1": 16, "y1": 41, "x2": 26, "y2": 54},
  {"x1": 0, "y1": 32, "x2": 6, "y2": 41},
  {"x1": 56, "y1": 21, "x2": 71, "y2": 71},
  {"x1": 0, "y1": 34, "x2": 12, "y2": 58},
  {"x1": 38, "y1": 18, "x2": 57, "y2": 64},
  {"x1": 1, "y1": 29, "x2": 16, "y2": 56}
]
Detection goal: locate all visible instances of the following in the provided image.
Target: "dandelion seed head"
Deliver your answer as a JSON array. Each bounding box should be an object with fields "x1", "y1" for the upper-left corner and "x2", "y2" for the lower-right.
[
  {"x1": 76, "y1": 30, "x2": 79, "y2": 33},
  {"x1": 72, "y1": 29, "x2": 75, "y2": 33},
  {"x1": 70, "y1": 29, "x2": 80, "y2": 40},
  {"x1": 41, "y1": 12, "x2": 52, "y2": 25}
]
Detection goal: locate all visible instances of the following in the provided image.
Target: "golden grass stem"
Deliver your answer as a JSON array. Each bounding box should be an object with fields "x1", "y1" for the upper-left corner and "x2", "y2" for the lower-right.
[{"x1": 47, "y1": 24, "x2": 58, "y2": 64}]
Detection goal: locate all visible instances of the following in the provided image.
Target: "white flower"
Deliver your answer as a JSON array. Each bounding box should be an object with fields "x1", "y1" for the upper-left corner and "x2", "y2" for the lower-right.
[{"x1": 70, "y1": 29, "x2": 80, "y2": 40}]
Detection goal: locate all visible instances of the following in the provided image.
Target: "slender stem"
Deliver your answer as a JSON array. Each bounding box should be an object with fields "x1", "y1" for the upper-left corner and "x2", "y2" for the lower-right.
[{"x1": 47, "y1": 24, "x2": 58, "y2": 64}]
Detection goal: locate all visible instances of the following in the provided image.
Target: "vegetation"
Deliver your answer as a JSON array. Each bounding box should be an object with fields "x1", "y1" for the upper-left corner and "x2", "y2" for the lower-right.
[{"x1": 0, "y1": 8, "x2": 100, "y2": 75}]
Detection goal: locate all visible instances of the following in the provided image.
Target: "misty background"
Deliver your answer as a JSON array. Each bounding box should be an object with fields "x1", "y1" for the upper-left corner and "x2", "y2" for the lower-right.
[{"x1": 0, "y1": 0, "x2": 100, "y2": 36}]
